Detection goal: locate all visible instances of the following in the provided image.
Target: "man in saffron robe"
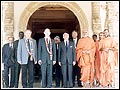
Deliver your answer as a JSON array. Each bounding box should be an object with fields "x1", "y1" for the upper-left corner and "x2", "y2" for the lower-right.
[
  {"x1": 92, "y1": 32, "x2": 105, "y2": 87},
  {"x1": 76, "y1": 30, "x2": 96, "y2": 88},
  {"x1": 99, "y1": 29, "x2": 118, "y2": 88}
]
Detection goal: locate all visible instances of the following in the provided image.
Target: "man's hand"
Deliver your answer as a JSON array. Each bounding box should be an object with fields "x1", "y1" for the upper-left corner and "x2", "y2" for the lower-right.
[
  {"x1": 86, "y1": 50, "x2": 90, "y2": 54},
  {"x1": 104, "y1": 48, "x2": 109, "y2": 53},
  {"x1": 38, "y1": 60, "x2": 42, "y2": 65},
  {"x1": 82, "y1": 50, "x2": 90, "y2": 54},
  {"x1": 73, "y1": 61, "x2": 76, "y2": 66},
  {"x1": 59, "y1": 62, "x2": 61, "y2": 66},
  {"x1": 82, "y1": 50, "x2": 86, "y2": 54},
  {"x1": 53, "y1": 61, "x2": 56, "y2": 65},
  {"x1": 18, "y1": 61, "x2": 21, "y2": 64}
]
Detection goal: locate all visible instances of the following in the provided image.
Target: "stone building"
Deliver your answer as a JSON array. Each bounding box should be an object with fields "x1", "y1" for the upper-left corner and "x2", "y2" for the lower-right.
[{"x1": 1, "y1": 1, "x2": 119, "y2": 88}]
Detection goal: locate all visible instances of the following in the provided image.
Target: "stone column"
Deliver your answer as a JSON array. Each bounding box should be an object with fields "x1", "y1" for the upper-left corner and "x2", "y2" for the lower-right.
[
  {"x1": 92, "y1": 2, "x2": 102, "y2": 35},
  {"x1": 2, "y1": 2, "x2": 14, "y2": 45},
  {"x1": 105, "y1": 2, "x2": 119, "y2": 42}
]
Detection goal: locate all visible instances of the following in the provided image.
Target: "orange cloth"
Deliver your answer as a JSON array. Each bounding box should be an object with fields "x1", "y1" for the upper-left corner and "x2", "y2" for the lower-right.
[
  {"x1": 99, "y1": 37, "x2": 118, "y2": 87},
  {"x1": 94, "y1": 40, "x2": 101, "y2": 82},
  {"x1": 76, "y1": 37, "x2": 95, "y2": 83}
]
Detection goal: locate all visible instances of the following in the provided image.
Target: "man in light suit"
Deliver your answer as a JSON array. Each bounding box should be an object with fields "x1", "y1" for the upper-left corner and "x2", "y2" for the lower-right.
[
  {"x1": 17, "y1": 29, "x2": 37, "y2": 88},
  {"x1": 38, "y1": 28, "x2": 56, "y2": 88},
  {"x1": 58, "y1": 32, "x2": 76, "y2": 88},
  {"x1": 2, "y1": 36, "x2": 15, "y2": 88},
  {"x1": 14, "y1": 31, "x2": 24, "y2": 88},
  {"x1": 71, "y1": 30, "x2": 82, "y2": 87}
]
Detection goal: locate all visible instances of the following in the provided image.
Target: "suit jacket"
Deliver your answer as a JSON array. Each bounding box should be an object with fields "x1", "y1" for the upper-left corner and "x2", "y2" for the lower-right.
[
  {"x1": 71, "y1": 38, "x2": 79, "y2": 48},
  {"x1": 38, "y1": 38, "x2": 56, "y2": 64},
  {"x1": 13, "y1": 40, "x2": 19, "y2": 62},
  {"x1": 2, "y1": 43, "x2": 15, "y2": 65},
  {"x1": 58, "y1": 40, "x2": 76, "y2": 64},
  {"x1": 56, "y1": 43, "x2": 59, "y2": 62},
  {"x1": 17, "y1": 38, "x2": 37, "y2": 64}
]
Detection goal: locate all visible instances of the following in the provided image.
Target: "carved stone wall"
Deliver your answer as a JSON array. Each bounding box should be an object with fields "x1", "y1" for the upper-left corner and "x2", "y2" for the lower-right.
[
  {"x1": 106, "y1": 2, "x2": 119, "y2": 41},
  {"x1": 2, "y1": 2, "x2": 14, "y2": 45},
  {"x1": 92, "y1": 2, "x2": 119, "y2": 42},
  {"x1": 92, "y1": 2, "x2": 102, "y2": 35}
]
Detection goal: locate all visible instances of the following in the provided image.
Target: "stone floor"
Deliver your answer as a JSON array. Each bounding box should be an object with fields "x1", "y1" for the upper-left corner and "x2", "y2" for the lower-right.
[{"x1": 1, "y1": 66, "x2": 119, "y2": 89}]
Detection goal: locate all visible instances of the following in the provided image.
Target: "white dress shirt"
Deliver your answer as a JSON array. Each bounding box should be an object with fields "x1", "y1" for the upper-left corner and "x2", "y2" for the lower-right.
[
  {"x1": 64, "y1": 40, "x2": 69, "y2": 46},
  {"x1": 73, "y1": 38, "x2": 77, "y2": 48}
]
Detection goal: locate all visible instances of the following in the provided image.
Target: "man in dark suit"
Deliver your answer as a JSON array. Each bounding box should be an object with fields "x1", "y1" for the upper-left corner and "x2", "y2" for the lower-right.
[
  {"x1": 2, "y1": 36, "x2": 15, "y2": 88},
  {"x1": 58, "y1": 32, "x2": 76, "y2": 88},
  {"x1": 14, "y1": 31, "x2": 24, "y2": 88},
  {"x1": 53, "y1": 36, "x2": 61, "y2": 87},
  {"x1": 17, "y1": 30, "x2": 37, "y2": 88},
  {"x1": 38, "y1": 28, "x2": 56, "y2": 88},
  {"x1": 71, "y1": 30, "x2": 83, "y2": 87}
]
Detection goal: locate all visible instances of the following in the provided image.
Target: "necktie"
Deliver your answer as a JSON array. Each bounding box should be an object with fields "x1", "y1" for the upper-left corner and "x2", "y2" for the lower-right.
[
  {"x1": 46, "y1": 38, "x2": 48, "y2": 47},
  {"x1": 73, "y1": 40, "x2": 76, "y2": 48},
  {"x1": 10, "y1": 43, "x2": 13, "y2": 48},
  {"x1": 66, "y1": 41, "x2": 68, "y2": 52},
  {"x1": 27, "y1": 39, "x2": 30, "y2": 51}
]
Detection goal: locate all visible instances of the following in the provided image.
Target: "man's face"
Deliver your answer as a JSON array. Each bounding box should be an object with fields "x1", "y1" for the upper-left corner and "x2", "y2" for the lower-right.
[
  {"x1": 54, "y1": 38, "x2": 60, "y2": 44},
  {"x1": 99, "y1": 33, "x2": 105, "y2": 40},
  {"x1": 19, "y1": 32, "x2": 24, "y2": 39},
  {"x1": 44, "y1": 28, "x2": 51, "y2": 37},
  {"x1": 92, "y1": 36, "x2": 97, "y2": 41},
  {"x1": 72, "y1": 31, "x2": 78, "y2": 39},
  {"x1": 104, "y1": 30, "x2": 109, "y2": 37},
  {"x1": 63, "y1": 33, "x2": 69, "y2": 40},
  {"x1": 8, "y1": 37, "x2": 14, "y2": 43},
  {"x1": 25, "y1": 30, "x2": 32, "y2": 39},
  {"x1": 83, "y1": 31, "x2": 88, "y2": 37}
]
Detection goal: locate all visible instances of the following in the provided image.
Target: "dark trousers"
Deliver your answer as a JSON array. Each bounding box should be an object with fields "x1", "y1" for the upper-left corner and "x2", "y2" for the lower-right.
[
  {"x1": 14, "y1": 62, "x2": 21, "y2": 88},
  {"x1": 21, "y1": 60, "x2": 34, "y2": 88},
  {"x1": 73, "y1": 62, "x2": 82, "y2": 86},
  {"x1": 61, "y1": 64, "x2": 73, "y2": 88},
  {"x1": 41, "y1": 63, "x2": 52, "y2": 88},
  {"x1": 54, "y1": 62, "x2": 61, "y2": 87},
  {"x1": 4, "y1": 64, "x2": 15, "y2": 88}
]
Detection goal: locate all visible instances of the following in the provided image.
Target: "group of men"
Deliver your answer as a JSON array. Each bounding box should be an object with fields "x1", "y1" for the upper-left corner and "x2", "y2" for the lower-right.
[
  {"x1": 2, "y1": 28, "x2": 118, "y2": 88},
  {"x1": 91, "y1": 29, "x2": 118, "y2": 88}
]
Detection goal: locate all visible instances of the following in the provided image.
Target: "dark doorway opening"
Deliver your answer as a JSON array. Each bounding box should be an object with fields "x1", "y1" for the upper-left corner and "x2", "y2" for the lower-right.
[{"x1": 27, "y1": 5, "x2": 81, "y2": 42}]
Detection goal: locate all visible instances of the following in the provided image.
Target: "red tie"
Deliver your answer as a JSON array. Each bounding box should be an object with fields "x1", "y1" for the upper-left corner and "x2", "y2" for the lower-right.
[{"x1": 46, "y1": 38, "x2": 48, "y2": 47}]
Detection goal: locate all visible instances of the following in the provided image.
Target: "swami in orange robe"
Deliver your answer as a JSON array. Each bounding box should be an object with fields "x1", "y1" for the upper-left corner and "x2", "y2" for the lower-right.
[
  {"x1": 76, "y1": 31, "x2": 95, "y2": 88},
  {"x1": 99, "y1": 37, "x2": 118, "y2": 87}
]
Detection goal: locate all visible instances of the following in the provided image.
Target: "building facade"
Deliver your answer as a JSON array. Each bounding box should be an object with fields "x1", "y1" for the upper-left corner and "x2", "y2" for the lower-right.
[{"x1": 1, "y1": 1, "x2": 119, "y2": 88}]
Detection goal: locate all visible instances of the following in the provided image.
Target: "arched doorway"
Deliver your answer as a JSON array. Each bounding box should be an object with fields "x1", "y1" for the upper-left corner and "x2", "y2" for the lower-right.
[
  {"x1": 18, "y1": 2, "x2": 88, "y2": 38},
  {"x1": 18, "y1": 2, "x2": 89, "y2": 82},
  {"x1": 27, "y1": 5, "x2": 80, "y2": 42}
]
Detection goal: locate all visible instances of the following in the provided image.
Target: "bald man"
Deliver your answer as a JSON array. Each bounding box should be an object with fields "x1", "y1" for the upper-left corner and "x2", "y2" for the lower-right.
[
  {"x1": 58, "y1": 32, "x2": 76, "y2": 88},
  {"x1": 76, "y1": 30, "x2": 95, "y2": 88}
]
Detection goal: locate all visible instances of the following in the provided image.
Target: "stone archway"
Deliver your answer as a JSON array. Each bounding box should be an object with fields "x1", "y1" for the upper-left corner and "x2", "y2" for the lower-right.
[{"x1": 18, "y1": 2, "x2": 88, "y2": 36}]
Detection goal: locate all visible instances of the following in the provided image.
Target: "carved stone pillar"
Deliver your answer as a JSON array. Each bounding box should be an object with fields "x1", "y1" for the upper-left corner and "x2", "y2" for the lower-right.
[
  {"x1": 92, "y1": 2, "x2": 102, "y2": 35},
  {"x1": 2, "y1": 2, "x2": 14, "y2": 45},
  {"x1": 106, "y1": 2, "x2": 119, "y2": 41}
]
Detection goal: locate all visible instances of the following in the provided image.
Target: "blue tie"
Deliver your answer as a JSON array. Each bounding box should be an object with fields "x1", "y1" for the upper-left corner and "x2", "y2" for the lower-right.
[
  {"x1": 27, "y1": 39, "x2": 30, "y2": 52},
  {"x1": 66, "y1": 41, "x2": 68, "y2": 52}
]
